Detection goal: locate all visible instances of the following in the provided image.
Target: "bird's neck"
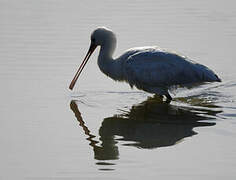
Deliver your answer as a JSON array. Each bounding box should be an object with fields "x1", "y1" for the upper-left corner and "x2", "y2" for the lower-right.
[{"x1": 97, "y1": 43, "x2": 124, "y2": 81}]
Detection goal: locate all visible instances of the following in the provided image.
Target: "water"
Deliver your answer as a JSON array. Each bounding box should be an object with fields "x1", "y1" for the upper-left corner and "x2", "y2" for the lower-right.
[{"x1": 1, "y1": 0, "x2": 236, "y2": 179}]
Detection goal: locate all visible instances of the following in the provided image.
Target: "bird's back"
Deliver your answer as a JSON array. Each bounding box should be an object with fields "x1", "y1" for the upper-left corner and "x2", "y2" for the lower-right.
[{"x1": 120, "y1": 46, "x2": 220, "y2": 93}]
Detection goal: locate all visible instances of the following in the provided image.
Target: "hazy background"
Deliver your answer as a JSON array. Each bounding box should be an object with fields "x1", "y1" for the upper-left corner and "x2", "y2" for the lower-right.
[{"x1": 0, "y1": 0, "x2": 236, "y2": 179}]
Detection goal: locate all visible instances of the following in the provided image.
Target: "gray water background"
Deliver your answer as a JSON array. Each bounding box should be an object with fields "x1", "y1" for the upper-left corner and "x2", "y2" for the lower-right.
[{"x1": 1, "y1": 0, "x2": 236, "y2": 179}]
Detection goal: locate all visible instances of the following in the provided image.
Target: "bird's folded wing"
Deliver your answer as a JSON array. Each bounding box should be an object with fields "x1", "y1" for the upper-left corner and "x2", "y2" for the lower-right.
[{"x1": 124, "y1": 50, "x2": 200, "y2": 88}]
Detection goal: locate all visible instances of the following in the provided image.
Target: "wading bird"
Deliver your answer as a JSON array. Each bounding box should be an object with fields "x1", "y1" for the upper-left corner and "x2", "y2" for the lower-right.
[{"x1": 69, "y1": 27, "x2": 221, "y2": 102}]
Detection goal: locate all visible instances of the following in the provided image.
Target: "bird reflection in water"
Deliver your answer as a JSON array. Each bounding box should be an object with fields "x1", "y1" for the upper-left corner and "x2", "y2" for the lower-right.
[{"x1": 70, "y1": 97, "x2": 221, "y2": 161}]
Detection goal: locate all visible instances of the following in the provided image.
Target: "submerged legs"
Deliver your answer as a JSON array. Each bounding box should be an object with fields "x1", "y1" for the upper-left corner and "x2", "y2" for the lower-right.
[
  {"x1": 154, "y1": 93, "x2": 172, "y2": 103},
  {"x1": 165, "y1": 93, "x2": 172, "y2": 103}
]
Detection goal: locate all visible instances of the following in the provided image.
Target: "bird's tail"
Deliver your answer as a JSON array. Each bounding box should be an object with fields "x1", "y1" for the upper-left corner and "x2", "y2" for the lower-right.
[
  {"x1": 195, "y1": 63, "x2": 221, "y2": 83},
  {"x1": 214, "y1": 74, "x2": 222, "y2": 82}
]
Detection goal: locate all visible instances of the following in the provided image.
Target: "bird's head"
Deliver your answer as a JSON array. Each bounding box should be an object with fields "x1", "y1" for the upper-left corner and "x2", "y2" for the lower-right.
[
  {"x1": 69, "y1": 27, "x2": 116, "y2": 90},
  {"x1": 90, "y1": 27, "x2": 116, "y2": 47}
]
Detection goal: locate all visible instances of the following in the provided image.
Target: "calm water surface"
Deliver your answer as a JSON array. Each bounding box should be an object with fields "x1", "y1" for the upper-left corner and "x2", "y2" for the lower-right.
[{"x1": 1, "y1": 0, "x2": 236, "y2": 179}]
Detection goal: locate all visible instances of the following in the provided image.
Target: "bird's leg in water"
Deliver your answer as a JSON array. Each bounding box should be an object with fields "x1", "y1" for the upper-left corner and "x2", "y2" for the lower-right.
[{"x1": 165, "y1": 93, "x2": 172, "y2": 103}]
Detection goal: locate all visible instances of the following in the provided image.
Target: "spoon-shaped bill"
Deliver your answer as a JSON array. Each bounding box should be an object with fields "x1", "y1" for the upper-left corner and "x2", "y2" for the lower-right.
[{"x1": 69, "y1": 43, "x2": 97, "y2": 90}]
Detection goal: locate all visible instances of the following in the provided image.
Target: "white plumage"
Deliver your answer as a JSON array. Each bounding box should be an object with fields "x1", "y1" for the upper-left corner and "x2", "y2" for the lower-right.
[{"x1": 69, "y1": 27, "x2": 221, "y2": 101}]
